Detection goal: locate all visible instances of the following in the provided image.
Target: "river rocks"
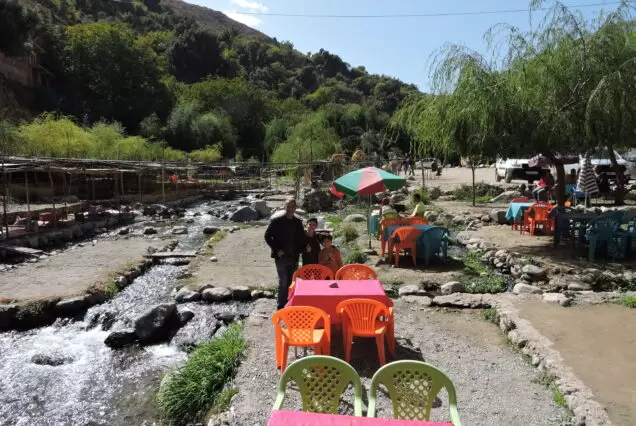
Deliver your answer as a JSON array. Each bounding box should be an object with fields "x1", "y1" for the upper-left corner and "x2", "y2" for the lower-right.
[
  {"x1": 440, "y1": 281, "x2": 464, "y2": 295},
  {"x1": 55, "y1": 297, "x2": 87, "y2": 317},
  {"x1": 251, "y1": 200, "x2": 272, "y2": 218},
  {"x1": 398, "y1": 284, "x2": 420, "y2": 296},
  {"x1": 178, "y1": 308, "x2": 195, "y2": 326},
  {"x1": 171, "y1": 226, "x2": 188, "y2": 235},
  {"x1": 214, "y1": 312, "x2": 245, "y2": 323},
  {"x1": 0, "y1": 304, "x2": 18, "y2": 330},
  {"x1": 118, "y1": 227, "x2": 131, "y2": 235},
  {"x1": 230, "y1": 206, "x2": 258, "y2": 222},
  {"x1": 231, "y1": 286, "x2": 252, "y2": 301},
  {"x1": 134, "y1": 303, "x2": 181, "y2": 344},
  {"x1": 202, "y1": 287, "x2": 232, "y2": 302},
  {"x1": 299, "y1": 189, "x2": 333, "y2": 213},
  {"x1": 489, "y1": 209, "x2": 508, "y2": 225},
  {"x1": 175, "y1": 287, "x2": 201, "y2": 303},
  {"x1": 344, "y1": 214, "x2": 366, "y2": 223},
  {"x1": 143, "y1": 227, "x2": 157, "y2": 235},
  {"x1": 542, "y1": 293, "x2": 572, "y2": 307},
  {"x1": 173, "y1": 315, "x2": 220, "y2": 349},
  {"x1": 521, "y1": 264, "x2": 547, "y2": 281},
  {"x1": 431, "y1": 294, "x2": 492, "y2": 308},
  {"x1": 490, "y1": 190, "x2": 522, "y2": 204},
  {"x1": 104, "y1": 329, "x2": 138, "y2": 349},
  {"x1": 512, "y1": 283, "x2": 543, "y2": 295},
  {"x1": 429, "y1": 187, "x2": 442, "y2": 200},
  {"x1": 251, "y1": 289, "x2": 264, "y2": 300},
  {"x1": 424, "y1": 211, "x2": 438, "y2": 222},
  {"x1": 203, "y1": 226, "x2": 220, "y2": 235},
  {"x1": 143, "y1": 204, "x2": 168, "y2": 216},
  {"x1": 31, "y1": 353, "x2": 74, "y2": 366},
  {"x1": 567, "y1": 282, "x2": 591, "y2": 291}
]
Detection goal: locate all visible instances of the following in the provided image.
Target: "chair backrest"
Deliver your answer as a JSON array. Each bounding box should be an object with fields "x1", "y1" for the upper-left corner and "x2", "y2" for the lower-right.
[
  {"x1": 272, "y1": 306, "x2": 331, "y2": 346},
  {"x1": 420, "y1": 226, "x2": 450, "y2": 245},
  {"x1": 367, "y1": 360, "x2": 461, "y2": 425},
  {"x1": 382, "y1": 210, "x2": 400, "y2": 219},
  {"x1": 405, "y1": 217, "x2": 429, "y2": 226},
  {"x1": 273, "y1": 355, "x2": 363, "y2": 416},
  {"x1": 336, "y1": 299, "x2": 390, "y2": 335},
  {"x1": 587, "y1": 213, "x2": 621, "y2": 236},
  {"x1": 511, "y1": 197, "x2": 530, "y2": 203},
  {"x1": 335, "y1": 264, "x2": 378, "y2": 280},
  {"x1": 292, "y1": 264, "x2": 334, "y2": 284},
  {"x1": 529, "y1": 202, "x2": 552, "y2": 221},
  {"x1": 379, "y1": 218, "x2": 403, "y2": 239},
  {"x1": 390, "y1": 226, "x2": 422, "y2": 244}
]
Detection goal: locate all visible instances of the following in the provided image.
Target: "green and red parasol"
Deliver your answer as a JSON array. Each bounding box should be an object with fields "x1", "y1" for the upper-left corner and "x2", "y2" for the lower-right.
[{"x1": 331, "y1": 167, "x2": 406, "y2": 198}]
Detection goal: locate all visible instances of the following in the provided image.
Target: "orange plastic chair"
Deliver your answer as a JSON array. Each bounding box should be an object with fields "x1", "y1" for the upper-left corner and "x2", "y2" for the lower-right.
[
  {"x1": 288, "y1": 264, "x2": 334, "y2": 300},
  {"x1": 379, "y1": 218, "x2": 403, "y2": 258},
  {"x1": 405, "y1": 217, "x2": 429, "y2": 226},
  {"x1": 388, "y1": 226, "x2": 422, "y2": 266},
  {"x1": 272, "y1": 306, "x2": 331, "y2": 372},
  {"x1": 335, "y1": 264, "x2": 378, "y2": 280},
  {"x1": 336, "y1": 299, "x2": 395, "y2": 366},
  {"x1": 521, "y1": 202, "x2": 554, "y2": 235},
  {"x1": 511, "y1": 197, "x2": 530, "y2": 203}
]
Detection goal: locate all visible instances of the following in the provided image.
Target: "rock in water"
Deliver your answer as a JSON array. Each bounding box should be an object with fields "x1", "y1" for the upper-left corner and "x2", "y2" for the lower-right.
[
  {"x1": 202, "y1": 287, "x2": 232, "y2": 302},
  {"x1": 175, "y1": 288, "x2": 201, "y2": 303},
  {"x1": 31, "y1": 353, "x2": 74, "y2": 366},
  {"x1": 171, "y1": 226, "x2": 188, "y2": 235},
  {"x1": 178, "y1": 308, "x2": 195, "y2": 326},
  {"x1": 55, "y1": 297, "x2": 87, "y2": 317},
  {"x1": 143, "y1": 227, "x2": 157, "y2": 235},
  {"x1": 133, "y1": 303, "x2": 180, "y2": 344},
  {"x1": 104, "y1": 329, "x2": 138, "y2": 348},
  {"x1": 230, "y1": 206, "x2": 258, "y2": 222},
  {"x1": 203, "y1": 226, "x2": 220, "y2": 235}
]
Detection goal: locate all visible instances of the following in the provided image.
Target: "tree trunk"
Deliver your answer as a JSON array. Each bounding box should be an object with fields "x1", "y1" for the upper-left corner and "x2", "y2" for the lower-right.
[
  {"x1": 546, "y1": 153, "x2": 566, "y2": 206},
  {"x1": 607, "y1": 149, "x2": 625, "y2": 206},
  {"x1": 471, "y1": 164, "x2": 476, "y2": 207}
]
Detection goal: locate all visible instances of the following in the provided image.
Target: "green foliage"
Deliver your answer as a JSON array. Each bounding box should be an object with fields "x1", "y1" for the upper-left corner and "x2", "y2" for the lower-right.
[
  {"x1": 190, "y1": 145, "x2": 222, "y2": 163},
  {"x1": 619, "y1": 296, "x2": 636, "y2": 309},
  {"x1": 344, "y1": 245, "x2": 368, "y2": 265},
  {"x1": 156, "y1": 323, "x2": 246, "y2": 425},
  {"x1": 481, "y1": 308, "x2": 500, "y2": 324},
  {"x1": 0, "y1": 0, "x2": 41, "y2": 56},
  {"x1": 460, "y1": 251, "x2": 508, "y2": 294},
  {"x1": 411, "y1": 187, "x2": 431, "y2": 205},
  {"x1": 340, "y1": 224, "x2": 359, "y2": 244},
  {"x1": 453, "y1": 184, "x2": 503, "y2": 201}
]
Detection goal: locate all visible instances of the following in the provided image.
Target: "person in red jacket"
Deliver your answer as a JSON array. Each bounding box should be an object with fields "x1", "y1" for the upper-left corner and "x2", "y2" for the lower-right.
[{"x1": 318, "y1": 234, "x2": 343, "y2": 275}]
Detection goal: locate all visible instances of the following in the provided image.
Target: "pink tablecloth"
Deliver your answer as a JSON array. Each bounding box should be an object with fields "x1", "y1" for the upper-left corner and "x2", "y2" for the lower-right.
[
  {"x1": 267, "y1": 410, "x2": 454, "y2": 425},
  {"x1": 286, "y1": 280, "x2": 393, "y2": 325}
]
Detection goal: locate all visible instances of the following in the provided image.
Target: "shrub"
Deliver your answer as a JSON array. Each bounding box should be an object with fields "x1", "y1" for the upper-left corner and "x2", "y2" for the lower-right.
[
  {"x1": 344, "y1": 246, "x2": 368, "y2": 265},
  {"x1": 156, "y1": 323, "x2": 246, "y2": 425},
  {"x1": 340, "y1": 224, "x2": 359, "y2": 243},
  {"x1": 411, "y1": 187, "x2": 431, "y2": 205},
  {"x1": 482, "y1": 308, "x2": 500, "y2": 324},
  {"x1": 464, "y1": 275, "x2": 508, "y2": 294},
  {"x1": 619, "y1": 296, "x2": 636, "y2": 309},
  {"x1": 453, "y1": 183, "x2": 503, "y2": 201}
]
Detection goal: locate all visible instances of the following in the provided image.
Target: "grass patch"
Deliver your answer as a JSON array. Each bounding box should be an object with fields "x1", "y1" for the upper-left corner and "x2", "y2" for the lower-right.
[
  {"x1": 532, "y1": 371, "x2": 569, "y2": 408},
  {"x1": 453, "y1": 183, "x2": 503, "y2": 202},
  {"x1": 156, "y1": 323, "x2": 246, "y2": 425},
  {"x1": 344, "y1": 245, "x2": 368, "y2": 265},
  {"x1": 326, "y1": 216, "x2": 343, "y2": 226},
  {"x1": 619, "y1": 296, "x2": 636, "y2": 309},
  {"x1": 104, "y1": 279, "x2": 120, "y2": 297},
  {"x1": 459, "y1": 252, "x2": 508, "y2": 294},
  {"x1": 340, "y1": 224, "x2": 359, "y2": 244},
  {"x1": 205, "y1": 231, "x2": 228, "y2": 255},
  {"x1": 410, "y1": 187, "x2": 431, "y2": 205},
  {"x1": 481, "y1": 308, "x2": 500, "y2": 324},
  {"x1": 552, "y1": 387, "x2": 567, "y2": 407}
]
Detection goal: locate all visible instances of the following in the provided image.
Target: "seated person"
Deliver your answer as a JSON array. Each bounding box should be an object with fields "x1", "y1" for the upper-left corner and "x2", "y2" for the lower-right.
[
  {"x1": 318, "y1": 234, "x2": 343, "y2": 274},
  {"x1": 532, "y1": 171, "x2": 554, "y2": 201},
  {"x1": 379, "y1": 197, "x2": 397, "y2": 216},
  {"x1": 565, "y1": 169, "x2": 578, "y2": 185},
  {"x1": 401, "y1": 193, "x2": 426, "y2": 218}
]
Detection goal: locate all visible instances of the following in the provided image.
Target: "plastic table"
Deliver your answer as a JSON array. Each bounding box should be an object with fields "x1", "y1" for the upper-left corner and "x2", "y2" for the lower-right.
[
  {"x1": 505, "y1": 202, "x2": 533, "y2": 221},
  {"x1": 286, "y1": 280, "x2": 393, "y2": 325},
  {"x1": 369, "y1": 210, "x2": 380, "y2": 236},
  {"x1": 267, "y1": 410, "x2": 454, "y2": 425},
  {"x1": 383, "y1": 225, "x2": 435, "y2": 264}
]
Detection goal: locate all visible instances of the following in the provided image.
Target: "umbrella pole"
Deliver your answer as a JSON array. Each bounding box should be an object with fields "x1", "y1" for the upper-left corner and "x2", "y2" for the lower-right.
[{"x1": 367, "y1": 194, "x2": 372, "y2": 250}]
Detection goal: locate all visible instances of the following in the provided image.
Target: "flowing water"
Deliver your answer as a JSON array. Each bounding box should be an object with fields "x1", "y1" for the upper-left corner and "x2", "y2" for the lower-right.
[{"x1": 0, "y1": 200, "x2": 255, "y2": 425}]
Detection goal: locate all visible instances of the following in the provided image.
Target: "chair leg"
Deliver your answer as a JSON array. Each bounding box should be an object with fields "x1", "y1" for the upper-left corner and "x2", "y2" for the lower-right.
[
  {"x1": 381, "y1": 240, "x2": 386, "y2": 257},
  {"x1": 589, "y1": 239, "x2": 596, "y2": 261},
  {"x1": 275, "y1": 327, "x2": 282, "y2": 369},
  {"x1": 344, "y1": 331, "x2": 353, "y2": 362},
  {"x1": 412, "y1": 246, "x2": 417, "y2": 266},
  {"x1": 394, "y1": 248, "x2": 400, "y2": 267},
  {"x1": 375, "y1": 334, "x2": 386, "y2": 365},
  {"x1": 281, "y1": 341, "x2": 290, "y2": 372},
  {"x1": 387, "y1": 319, "x2": 396, "y2": 357}
]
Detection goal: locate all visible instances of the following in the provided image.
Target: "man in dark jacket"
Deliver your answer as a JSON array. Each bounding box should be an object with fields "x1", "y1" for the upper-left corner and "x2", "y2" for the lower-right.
[
  {"x1": 264, "y1": 199, "x2": 306, "y2": 309},
  {"x1": 302, "y1": 218, "x2": 321, "y2": 266}
]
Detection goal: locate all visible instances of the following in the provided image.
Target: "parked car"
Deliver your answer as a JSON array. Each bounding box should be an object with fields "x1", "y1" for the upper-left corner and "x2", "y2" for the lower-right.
[
  {"x1": 569, "y1": 148, "x2": 631, "y2": 183},
  {"x1": 495, "y1": 158, "x2": 550, "y2": 183}
]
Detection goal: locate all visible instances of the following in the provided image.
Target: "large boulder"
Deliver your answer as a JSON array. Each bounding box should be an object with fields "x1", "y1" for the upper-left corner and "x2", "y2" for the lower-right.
[
  {"x1": 133, "y1": 303, "x2": 181, "y2": 344},
  {"x1": 521, "y1": 264, "x2": 547, "y2": 281},
  {"x1": 231, "y1": 286, "x2": 252, "y2": 301},
  {"x1": 175, "y1": 287, "x2": 201, "y2": 303},
  {"x1": 104, "y1": 329, "x2": 138, "y2": 348},
  {"x1": 178, "y1": 308, "x2": 195, "y2": 326},
  {"x1": 299, "y1": 189, "x2": 333, "y2": 213},
  {"x1": 143, "y1": 227, "x2": 157, "y2": 235},
  {"x1": 55, "y1": 297, "x2": 87, "y2": 317},
  {"x1": 490, "y1": 191, "x2": 522, "y2": 204},
  {"x1": 230, "y1": 206, "x2": 258, "y2": 222},
  {"x1": 0, "y1": 304, "x2": 18, "y2": 330},
  {"x1": 203, "y1": 226, "x2": 220, "y2": 235},
  {"x1": 489, "y1": 209, "x2": 507, "y2": 225},
  {"x1": 440, "y1": 281, "x2": 464, "y2": 295},
  {"x1": 512, "y1": 283, "x2": 543, "y2": 295},
  {"x1": 398, "y1": 284, "x2": 420, "y2": 296},
  {"x1": 251, "y1": 200, "x2": 272, "y2": 219},
  {"x1": 202, "y1": 287, "x2": 232, "y2": 302},
  {"x1": 344, "y1": 214, "x2": 366, "y2": 223}
]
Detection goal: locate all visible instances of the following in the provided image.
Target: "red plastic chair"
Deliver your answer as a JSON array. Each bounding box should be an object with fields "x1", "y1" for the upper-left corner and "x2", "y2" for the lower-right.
[
  {"x1": 511, "y1": 197, "x2": 530, "y2": 203},
  {"x1": 336, "y1": 299, "x2": 394, "y2": 366},
  {"x1": 521, "y1": 202, "x2": 554, "y2": 235},
  {"x1": 335, "y1": 264, "x2": 378, "y2": 280},
  {"x1": 272, "y1": 306, "x2": 331, "y2": 372},
  {"x1": 388, "y1": 227, "x2": 422, "y2": 266},
  {"x1": 379, "y1": 218, "x2": 403, "y2": 258},
  {"x1": 288, "y1": 264, "x2": 334, "y2": 300},
  {"x1": 404, "y1": 217, "x2": 429, "y2": 226}
]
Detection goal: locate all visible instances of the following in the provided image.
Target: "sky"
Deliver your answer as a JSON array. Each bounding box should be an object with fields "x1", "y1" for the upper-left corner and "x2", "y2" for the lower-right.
[{"x1": 183, "y1": 0, "x2": 621, "y2": 91}]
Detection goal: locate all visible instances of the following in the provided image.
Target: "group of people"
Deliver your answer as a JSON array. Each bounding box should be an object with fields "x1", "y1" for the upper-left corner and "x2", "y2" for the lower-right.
[
  {"x1": 379, "y1": 193, "x2": 427, "y2": 218},
  {"x1": 264, "y1": 199, "x2": 342, "y2": 309}
]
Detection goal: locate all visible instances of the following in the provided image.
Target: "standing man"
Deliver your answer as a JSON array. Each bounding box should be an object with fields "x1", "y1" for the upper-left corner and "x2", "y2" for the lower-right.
[
  {"x1": 302, "y1": 218, "x2": 321, "y2": 266},
  {"x1": 264, "y1": 199, "x2": 306, "y2": 310}
]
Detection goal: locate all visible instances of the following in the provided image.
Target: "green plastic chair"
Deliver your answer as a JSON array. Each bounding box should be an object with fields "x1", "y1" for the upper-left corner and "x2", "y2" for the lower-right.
[
  {"x1": 273, "y1": 355, "x2": 363, "y2": 416},
  {"x1": 367, "y1": 360, "x2": 462, "y2": 426},
  {"x1": 382, "y1": 210, "x2": 400, "y2": 219}
]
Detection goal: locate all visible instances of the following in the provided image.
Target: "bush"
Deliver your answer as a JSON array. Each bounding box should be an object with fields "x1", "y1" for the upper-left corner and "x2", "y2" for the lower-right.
[
  {"x1": 619, "y1": 296, "x2": 636, "y2": 309},
  {"x1": 453, "y1": 183, "x2": 504, "y2": 201},
  {"x1": 344, "y1": 246, "x2": 368, "y2": 265},
  {"x1": 411, "y1": 187, "x2": 431, "y2": 205},
  {"x1": 156, "y1": 323, "x2": 246, "y2": 425},
  {"x1": 340, "y1": 224, "x2": 359, "y2": 243},
  {"x1": 482, "y1": 308, "x2": 500, "y2": 324},
  {"x1": 464, "y1": 275, "x2": 508, "y2": 294}
]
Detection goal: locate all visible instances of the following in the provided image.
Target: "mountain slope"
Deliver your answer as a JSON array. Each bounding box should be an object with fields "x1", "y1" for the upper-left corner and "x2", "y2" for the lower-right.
[{"x1": 162, "y1": 0, "x2": 271, "y2": 42}]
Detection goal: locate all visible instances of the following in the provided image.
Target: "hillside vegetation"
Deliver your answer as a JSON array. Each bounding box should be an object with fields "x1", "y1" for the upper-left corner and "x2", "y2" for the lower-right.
[{"x1": 0, "y1": 0, "x2": 417, "y2": 162}]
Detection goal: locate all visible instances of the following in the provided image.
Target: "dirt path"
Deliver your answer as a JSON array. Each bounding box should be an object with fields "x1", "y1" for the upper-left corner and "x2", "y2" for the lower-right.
[
  {"x1": 516, "y1": 300, "x2": 636, "y2": 426},
  {"x1": 195, "y1": 226, "x2": 276, "y2": 289},
  {"x1": 231, "y1": 298, "x2": 569, "y2": 426},
  {"x1": 0, "y1": 238, "x2": 164, "y2": 301}
]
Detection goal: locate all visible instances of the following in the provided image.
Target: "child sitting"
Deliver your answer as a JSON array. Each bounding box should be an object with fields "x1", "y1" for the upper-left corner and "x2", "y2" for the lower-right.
[{"x1": 318, "y1": 234, "x2": 343, "y2": 275}]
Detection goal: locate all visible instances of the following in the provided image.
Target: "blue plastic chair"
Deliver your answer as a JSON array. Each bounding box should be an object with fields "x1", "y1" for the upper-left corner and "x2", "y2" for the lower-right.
[
  {"x1": 585, "y1": 212, "x2": 628, "y2": 261},
  {"x1": 419, "y1": 226, "x2": 450, "y2": 265},
  {"x1": 549, "y1": 206, "x2": 575, "y2": 247}
]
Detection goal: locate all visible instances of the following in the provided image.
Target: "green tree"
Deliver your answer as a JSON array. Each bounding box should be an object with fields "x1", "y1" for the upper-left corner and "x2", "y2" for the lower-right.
[{"x1": 0, "y1": 0, "x2": 41, "y2": 56}]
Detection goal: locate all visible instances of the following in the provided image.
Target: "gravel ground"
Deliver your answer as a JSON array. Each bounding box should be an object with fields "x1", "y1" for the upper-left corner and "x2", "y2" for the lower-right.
[{"x1": 229, "y1": 298, "x2": 571, "y2": 426}]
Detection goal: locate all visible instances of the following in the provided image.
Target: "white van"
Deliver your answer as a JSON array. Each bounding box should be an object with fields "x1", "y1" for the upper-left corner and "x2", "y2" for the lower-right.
[{"x1": 495, "y1": 158, "x2": 550, "y2": 183}]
